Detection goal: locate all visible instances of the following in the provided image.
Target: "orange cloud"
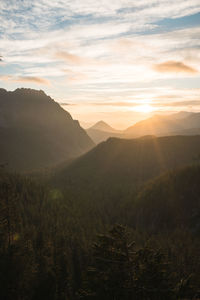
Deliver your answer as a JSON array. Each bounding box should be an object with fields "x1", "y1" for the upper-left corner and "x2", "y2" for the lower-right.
[
  {"x1": 55, "y1": 51, "x2": 84, "y2": 64},
  {"x1": 68, "y1": 73, "x2": 88, "y2": 82},
  {"x1": 0, "y1": 75, "x2": 50, "y2": 85},
  {"x1": 17, "y1": 76, "x2": 50, "y2": 85},
  {"x1": 153, "y1": 61, "x2": 198, "y2": 74},
  {"x1": 62, "y1": 69, "x2": 88, "y2": 82},
  {"x1": 0, "y1": 75, "x2": 12, "y2": 81},
  {"x1": 55, "y1": 51, "x2": 107, "y2": 66},
  {"x1": 117, "y1": 38, "x2": 134, "y2": 48}
]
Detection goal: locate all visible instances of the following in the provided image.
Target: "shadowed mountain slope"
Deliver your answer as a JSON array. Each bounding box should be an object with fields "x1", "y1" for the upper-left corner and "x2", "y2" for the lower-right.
[
  {"x1": 168, "y1": 127, "x2": 200, "y2": 136},
  {"x1": 54, "y1": 135, "x2": 200, "y2": 190},
  {"x1": 86, "y1": 128, "x2": 123, "y2": 144},
  {"x1": 0, "y1": 88, "x2": 94, "y2": 171}
]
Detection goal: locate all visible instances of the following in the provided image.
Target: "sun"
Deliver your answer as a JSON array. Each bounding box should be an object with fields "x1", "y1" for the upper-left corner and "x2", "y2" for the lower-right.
[{"x1": 134, "y1": 104, "x2": 154, "y2": 113}]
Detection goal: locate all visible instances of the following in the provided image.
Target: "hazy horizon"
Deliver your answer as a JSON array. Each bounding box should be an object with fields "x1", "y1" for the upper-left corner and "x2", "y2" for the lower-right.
[{"x1": 1, "y1": 86, "x2": 197, "y2": 130}]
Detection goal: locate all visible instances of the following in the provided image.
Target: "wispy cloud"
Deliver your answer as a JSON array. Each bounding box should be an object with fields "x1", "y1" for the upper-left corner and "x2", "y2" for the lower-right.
[
  {"x1": 55, "y1": 51, "x2": 105, "y2": 66},
  {"x1": 0, "y1": 75, "x2": 50, "y2": 85},
  {"x1": 153, "y1": 61, "x2": 198, "y2": 74},
  {"x1": 55, "y1": 51, "x2": 84, "y2": 64},
  {"x1": 17, "y1": 76, "x2": 51, "y2": 85}
]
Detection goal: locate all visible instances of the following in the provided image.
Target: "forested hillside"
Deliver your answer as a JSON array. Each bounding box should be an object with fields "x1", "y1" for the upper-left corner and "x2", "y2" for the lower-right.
[
  {"x1": 1, "y1": 91, "x2": 200, "y2": 299},
  {"x1": 54, "y1": 135, "x2": 200, "y2": 189},
  {"x1": 135, "y1": 165, "x2": 200, "y2": 233},
  {"x1": 1, "y1": 161, "x2": 200, "y2": 299}
]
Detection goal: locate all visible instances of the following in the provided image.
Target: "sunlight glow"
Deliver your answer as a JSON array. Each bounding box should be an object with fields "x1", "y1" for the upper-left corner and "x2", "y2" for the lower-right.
[{"x1": 134, "y1": 104, "x2": 154, "y2": 113}]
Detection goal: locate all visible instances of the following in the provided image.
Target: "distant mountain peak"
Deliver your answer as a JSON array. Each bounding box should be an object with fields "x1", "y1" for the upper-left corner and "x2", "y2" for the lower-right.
[
  {"x1": 90, "y1": 120, "x2": 118, "y2": 132},
  {"x1": 96, "y1": 120, "x2": 108, "y2": 126}
]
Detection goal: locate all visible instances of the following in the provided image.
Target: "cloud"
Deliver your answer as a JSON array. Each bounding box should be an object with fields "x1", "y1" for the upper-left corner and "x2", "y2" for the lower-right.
[
  {"x1": 0, "y1": 75, "x2": 12, "y2": 81},
  {"x1": 162, "y1": 100, "x2": 200, "y2": 107},
  {"x1": 1, "y1": 0, "x2": 200, "y2": 34},
  {"x1": 17, "y1": 76, "x2": 51, "y2": 85},
  {"x1": 85, "y1": 99, "x2": 200, "y2": 108},
  {"x1": 153, "y1": 61, "x2": 198, "y2": 74},
  {"x1": 55, "y1": 51, "x2": 107, "y2": 67},
  {"x1": 0, "y1": 75, "x2": 50, "y2": 85},
  {"x1": 55, "y1": 51, "x2": 84, "y2": 64},
  {"x1": 61, "y1": 68, "x2": 89, "y2": 83},
  {"x1": 67, "y1": 73, "x2": 88, "y2": 82}
]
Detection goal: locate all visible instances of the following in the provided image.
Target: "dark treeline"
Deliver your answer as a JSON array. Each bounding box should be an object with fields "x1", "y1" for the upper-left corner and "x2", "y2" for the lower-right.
[{"x1": 0, "y1": 164, "x2": 200, "y2": 299}]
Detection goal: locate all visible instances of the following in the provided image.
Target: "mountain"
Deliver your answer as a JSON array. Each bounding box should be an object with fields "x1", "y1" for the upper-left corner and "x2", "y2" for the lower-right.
[
  {"x1": 124, "y1": 114, "x2": 186, "y2": 138},
  {"x1": 123, "y1": 112, "x2": 198, "y2": 138},
  {"x1": 168, "y1": 127, "x2": 200, "y2": 136},
  {"x1": 87, "y1": 120, "x2": 123, "y2": 143},
  {"x1": 87, "y1": 113, "x2": 199, "y2": 144},
  {"x1": 86, "y1": 128, "x2": 123, "y2": 144},
  {"x1": 135, "y1": 164, "x2": 200, "y2": 233},
  {"x1": 183, "y1": 112, "x2": 200, "y2": 128},
  {"x1": 168, "y1": 111, "x2": 193, "y2": 119},
  {"x1": 54, "y1": 135, "x2": 200, "y2": 191},
  {"x1": 2, "y1": 160, "x2": 200, "y2": 299},
  {"x1": 89, "y1": 120, "x2": 119, "y2": 133},
  {"x1": 0, "y1": 88, "x2": 94, "y2": 171}
]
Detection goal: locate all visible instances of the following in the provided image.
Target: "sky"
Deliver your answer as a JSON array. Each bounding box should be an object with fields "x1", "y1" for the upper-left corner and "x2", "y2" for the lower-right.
[{"x1": 0, "y1": 0, "x2": 200, "y2": 129}]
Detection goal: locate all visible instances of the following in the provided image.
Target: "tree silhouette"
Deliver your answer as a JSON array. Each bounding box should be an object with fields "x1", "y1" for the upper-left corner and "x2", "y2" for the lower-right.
[{"x1": 80, "y1": 225, "x2": 174, "y2": 300}]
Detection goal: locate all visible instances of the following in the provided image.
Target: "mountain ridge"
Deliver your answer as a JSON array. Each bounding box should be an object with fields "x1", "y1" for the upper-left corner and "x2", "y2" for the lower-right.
[
  {"x1": 124, "y1": 112, "x2": 199, "y2": 138},
  {"x1": 54, "y1": 135, "x2": 200, "y2": 191},
  {"x1": 0, "y1": 88, "x2": 94, "y2": 171}
]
